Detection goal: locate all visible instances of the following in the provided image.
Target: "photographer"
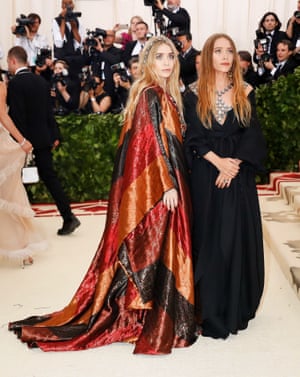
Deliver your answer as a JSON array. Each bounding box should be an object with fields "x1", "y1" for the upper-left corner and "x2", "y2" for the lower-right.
[
  {"x1": 152, "y1": 0, "x2": 191, "y2": 33},
  {"x1": 286, "y1": 7, "x2": 300, "y2": 58},
  {"x1": 78, "y1": 72, "x2": 112, "y2": 114},
  {"x1": 176, "y1": 31, "x2": 200, "y2": 86},
  {"x1": 51, "y1": 59, "x2": 81, "y2": 115},
  {"x1": 84, "y1": 29, "x2": 122, "y2": 97},
  {"x1": 261, "y1": 40, "x2": 299, "y2": 83},
  {"x1": 11, "y1": 13, "x2": 49, "y2": 69},
  {"x1": 34, "y1": 48, "x2": 54, "y2": 82},
  {"x1": 52, "y1": 0, "x2": 86, "y2": 76},
  {"x1": 253, "y1": 12, "x2": 287, "y2": 67},
  {"x1": 111, "y1": 56, "x2": 139, "y2": 113}
]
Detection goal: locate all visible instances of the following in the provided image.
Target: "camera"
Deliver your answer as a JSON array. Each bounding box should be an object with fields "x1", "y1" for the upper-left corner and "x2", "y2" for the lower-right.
[
  {"x1": 254, "y1": 29, "x2": 271, "y2": 62},
  {"x1": 166, "y1": 27, "x2": 183, "y2": 52},
  {"x1": 35, "y1": 47, "x2": 52, "y2": 67},
  {"x1": 52, "y1": 71, "x2": 68, "y2": 88},
  {"x1": 144, "y1": 0, "x2": 165, "y2": 6},
  {"x1": 64, "y1": 6, "x2": 82, "y2": 21},
  {"x1": 84, "y1": 28, "x2": 107, "y2": 55},
  {"x1": 13, "y1": 14, "x2": 34, "y2": 36},
  {"x1": 111, "y1": 62, "x2": 130, "y2": 82},
  {"x1": 84, "y1": 30, "x2": 100, "y2": 49},
  {"x1": 85, "y1": 28, "x2": 107, "y2": 41},
  {"x1": 79, "y1": 67, "x2": 102, "y2": 92},
  {"x1": 294, "y1": 11, "x2": 300, "y2": 19}
]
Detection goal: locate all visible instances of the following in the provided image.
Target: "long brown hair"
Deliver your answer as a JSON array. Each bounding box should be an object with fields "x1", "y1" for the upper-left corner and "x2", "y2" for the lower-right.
[
  {"x1": 197, "y1": 33, "x2": 251, "y2": 129},
  {"x1": 124, "y1": 35, "x2": 182, "y2": 120}
]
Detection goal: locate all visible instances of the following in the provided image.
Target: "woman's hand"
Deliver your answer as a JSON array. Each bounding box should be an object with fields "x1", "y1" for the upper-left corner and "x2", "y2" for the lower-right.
[
  {"x1": 215, "y1": 173, "x2": 232, "y2": 189},
  {"x1": 19, "y1": 138, "x2": 33, "y2": 154},
  {"x1": 163, "y1": 188, "x2": 178, "y2": 212},
  {"x1": 215, "y1": 158, "x2": 242, "y2": 189},
  {"x1": 215, "y1": 157, "x2": 240, "y2": 178}
]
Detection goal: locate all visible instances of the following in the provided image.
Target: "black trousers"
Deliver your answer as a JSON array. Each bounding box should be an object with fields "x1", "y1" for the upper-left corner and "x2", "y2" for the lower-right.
[{"x1": 34, "y1": 147, "x2": 72, "y2": 221}]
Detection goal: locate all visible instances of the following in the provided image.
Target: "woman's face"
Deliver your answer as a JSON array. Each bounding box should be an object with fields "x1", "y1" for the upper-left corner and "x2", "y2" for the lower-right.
[
  {"x1": 153, "y1": 43, "x2": 176, "y2": 81},
  {"x1": 212, "y1": 37, "x2": 234, "y2": 74},
  {"x1": 53, "y1": 62, "x2": 65, "y2": 74}
]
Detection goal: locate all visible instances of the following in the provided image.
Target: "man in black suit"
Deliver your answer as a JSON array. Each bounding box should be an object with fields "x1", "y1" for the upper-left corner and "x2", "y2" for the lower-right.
[
  {"x1": 7, "y1": 46, "x2": 80, "y2": 235},
  {"x1": 52, "y1": 0, "x2": 86, "y2": 76},
  {"x1": 253, "y1": 12, "x2": 287, "y2": 66},
  {"x1": 122, "y1": 21, "x2": 149, "y2": 66},
  {"x1": 176, "y1": 31, "x2": 200, "y2": 86},
  {"x1": 262, "y1": 39, "x2": 299, "y2": 83},
  {"x1": 84, "y1": 29, "x2": 122, "y2": 97},
  {"x1": 153, "y1": 0, "x2": 191, "y2": 33}
]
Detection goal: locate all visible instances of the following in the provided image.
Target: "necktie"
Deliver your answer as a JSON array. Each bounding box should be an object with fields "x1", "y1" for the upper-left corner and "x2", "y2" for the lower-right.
[{"x1": 274, "y1": 63, "x2": 282, "y2": 78}]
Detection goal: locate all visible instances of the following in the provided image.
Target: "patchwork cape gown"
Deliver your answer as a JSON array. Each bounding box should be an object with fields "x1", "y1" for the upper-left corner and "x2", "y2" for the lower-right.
[{"x1": 9, "y1": 86, "x2": 197, "y2": 354}]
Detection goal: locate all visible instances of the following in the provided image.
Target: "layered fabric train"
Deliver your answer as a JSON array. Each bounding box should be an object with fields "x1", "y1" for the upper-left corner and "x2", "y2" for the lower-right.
[
  {"x1": 0, "y1": 126, "x2": 47, "y2": 262},
  {"x1": 9, "y1": 86, "x2": 197, "y2": 354}
]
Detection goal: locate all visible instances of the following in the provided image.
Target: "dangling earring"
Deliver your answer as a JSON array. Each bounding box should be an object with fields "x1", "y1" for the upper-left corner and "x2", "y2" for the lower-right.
[{"x1": 227, "y1": 70, "x2": 233, "y2": 82}]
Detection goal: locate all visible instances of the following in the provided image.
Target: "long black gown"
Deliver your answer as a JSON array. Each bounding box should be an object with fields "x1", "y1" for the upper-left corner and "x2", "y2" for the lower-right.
[{"x1": 183, "y1": 89, "x2": 266, "y2": 339}]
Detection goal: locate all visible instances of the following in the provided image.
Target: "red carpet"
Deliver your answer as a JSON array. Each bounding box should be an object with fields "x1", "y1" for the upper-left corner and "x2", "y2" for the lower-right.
[{"x1": 32, "y1": 200, "x2": 108, "y2": 217}]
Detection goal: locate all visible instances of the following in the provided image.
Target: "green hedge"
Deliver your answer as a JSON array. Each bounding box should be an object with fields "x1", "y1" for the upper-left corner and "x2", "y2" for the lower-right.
[
  {"x1": 27, "y1": 113, "x2": 122, "y2": 203},
  {"x1": 256, "y1": 66, "x2": 300, "y2": 175},
  {"x1": 27, "y1": 70, "x2": 300, "y2": 202}
]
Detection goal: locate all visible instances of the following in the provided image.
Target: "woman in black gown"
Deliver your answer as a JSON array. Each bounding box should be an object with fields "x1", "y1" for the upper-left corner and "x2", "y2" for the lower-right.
[{"x1": 183, "y1": 33, "x2": 266, "y2": 339}]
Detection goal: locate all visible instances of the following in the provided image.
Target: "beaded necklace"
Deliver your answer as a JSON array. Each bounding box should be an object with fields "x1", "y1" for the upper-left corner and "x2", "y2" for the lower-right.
[{"x1": 215, "y1": 82, "x2": 233, "y2": 123}]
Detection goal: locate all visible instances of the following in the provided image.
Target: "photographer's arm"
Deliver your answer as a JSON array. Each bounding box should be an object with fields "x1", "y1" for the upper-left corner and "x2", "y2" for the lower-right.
[
  {"x1": 286, "y1": 16, "x2": 296, "y2": 39},
  {"x1": 154, "y1": 0, "x2": 164, "y2": 10},
  {"x1": 52, "y1": 18, "x2": 65, "y2": 46},
  {"x1": 89, "y1": 90, "x2": 112, "y2": 114},
  {"x1": 56, "y1": 82, "x2": 71, "y2": 103},
  {"x1": 58, "y1": 9, "x2": 67, "y2": 40},
  {"x1": 70, "y1": 20, "x2": 81, "y2": 43}
]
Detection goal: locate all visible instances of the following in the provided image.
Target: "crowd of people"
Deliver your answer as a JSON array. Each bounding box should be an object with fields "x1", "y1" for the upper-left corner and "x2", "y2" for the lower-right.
[
  {"x1": 3, "y1": 0, "x2": 299, "y2": 115},
  {"x1": 0, "y1": 0, "x2": 299, "y2": 357}
]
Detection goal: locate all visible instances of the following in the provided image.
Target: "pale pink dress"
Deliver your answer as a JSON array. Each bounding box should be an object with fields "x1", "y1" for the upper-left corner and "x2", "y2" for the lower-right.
[{"x1": 0, "y1": 125, "x2": 47, "y2": 263}]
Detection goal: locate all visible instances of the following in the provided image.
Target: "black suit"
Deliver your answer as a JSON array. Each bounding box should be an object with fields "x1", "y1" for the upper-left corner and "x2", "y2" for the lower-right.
[
  {"x1": 122, "y1": 41, "x2": 140, "y2": 66},
  {"x1": 257, "y1": 56, "x2": 299, "y2": 85},
  {"x1": 178, "y1": 47, "x2": 200, "y2": 86},
  {"x1": 273, "y1": 57, "x2": 300, "y2": 79},
  {"x1": 86, "y1": 45, "x2": 122, "y2": 96},
  {"x1": 254, "y1": 30, "x2": 287, "y2": 64},
  {"x1": 161, "y1": 7, "x2": 191, "y2": 33},
  {"x1": 7, "y1": 68, "x2": 73, "y2": 221}
]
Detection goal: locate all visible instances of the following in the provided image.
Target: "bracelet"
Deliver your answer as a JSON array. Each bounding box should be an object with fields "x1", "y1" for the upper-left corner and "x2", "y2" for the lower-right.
[
  {"x1": 90, "y1": 97, "x2": 96, "y2": 102},
  {"x1": 20, "y1": 138, "x2": 26, "y2": 147}
]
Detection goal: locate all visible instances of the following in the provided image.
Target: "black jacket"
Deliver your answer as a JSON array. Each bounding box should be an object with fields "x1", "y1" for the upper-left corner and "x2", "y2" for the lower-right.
[{"x1": 7, "y1": 68, "x2": 60, "y2": 148}]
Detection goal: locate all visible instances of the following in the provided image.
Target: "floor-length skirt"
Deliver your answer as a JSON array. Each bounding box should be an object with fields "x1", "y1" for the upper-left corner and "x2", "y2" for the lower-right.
[{"x1": 0, "y1": 126, "x2": 47, "y2": 263}]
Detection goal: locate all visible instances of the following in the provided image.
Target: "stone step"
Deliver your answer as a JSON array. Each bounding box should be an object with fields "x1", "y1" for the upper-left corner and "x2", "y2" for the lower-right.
[{"x1": 258, "y1": 172, "x2": 300, "y2": 301}]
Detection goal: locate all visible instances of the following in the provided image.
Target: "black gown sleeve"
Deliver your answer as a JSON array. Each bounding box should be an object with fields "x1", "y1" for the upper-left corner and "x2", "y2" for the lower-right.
[
  {"x1": 183, "y1": 90, "x2": 211, "y2": 169},
  {"x1": 234, "y1": 90, "x2": 267, "y2": 171}
]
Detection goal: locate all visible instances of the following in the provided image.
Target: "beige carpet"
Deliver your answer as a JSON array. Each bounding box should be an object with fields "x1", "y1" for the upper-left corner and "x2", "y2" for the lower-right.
[
  {"x1": 1, "y1": 198, "x2": 300, "y2": 377},
  {"x1": 258, "y1": 172, "x2": 300, "y2": 301}
]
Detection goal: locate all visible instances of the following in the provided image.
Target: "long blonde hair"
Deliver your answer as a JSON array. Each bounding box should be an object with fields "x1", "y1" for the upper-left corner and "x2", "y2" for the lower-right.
[
  {"x1": 197, "y1": 33, "x2": 251, "y2": 128},
  {"x1": 124, "y1": 35, "x2": 183, "y2": 120}
]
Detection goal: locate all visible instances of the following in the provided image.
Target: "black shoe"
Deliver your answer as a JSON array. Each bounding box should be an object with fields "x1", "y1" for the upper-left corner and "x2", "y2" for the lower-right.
[{"x1": 57, "y1": 215, "x2": 81, "y2": 235}]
